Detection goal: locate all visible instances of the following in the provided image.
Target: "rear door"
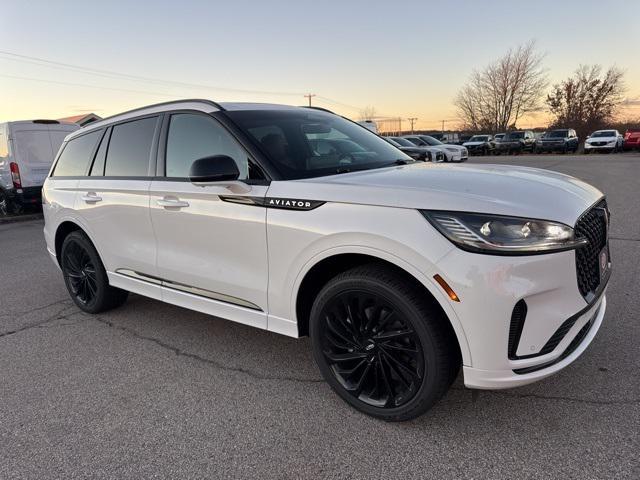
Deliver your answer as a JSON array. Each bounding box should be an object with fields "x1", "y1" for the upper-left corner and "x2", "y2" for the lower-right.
[
  {"x1": 11, "y1": 125, "x2": 56, "y2": 187},
  {"x1": 149, "y1": 112, "x2": 269, "y2": 328},
  {"x1": 76, "y1": 116, "x2": 160, "y2": 288}
]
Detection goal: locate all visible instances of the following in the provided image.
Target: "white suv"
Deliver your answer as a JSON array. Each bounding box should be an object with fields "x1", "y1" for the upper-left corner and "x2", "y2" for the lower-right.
[{"x1": 43, "y1": 100, "x2": 611, "y2": 421}]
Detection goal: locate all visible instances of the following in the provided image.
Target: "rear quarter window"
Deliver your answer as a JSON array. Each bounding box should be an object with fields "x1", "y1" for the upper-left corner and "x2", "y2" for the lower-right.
[
  {"x1": 52, "y1": 130, "x2": 103, "y2": 177},
  {"x1": 104, "y1": 117, "x2": 158, "y2": 177}
]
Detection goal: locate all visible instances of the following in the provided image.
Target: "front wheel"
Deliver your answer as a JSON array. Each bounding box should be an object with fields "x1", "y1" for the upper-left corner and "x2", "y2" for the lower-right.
[
  {"x1": 60, "y1": 231, "x2": 128, "y2": 313},
  {"x1": 310, "y1": 264, "x2": 460, "y2": 421}
]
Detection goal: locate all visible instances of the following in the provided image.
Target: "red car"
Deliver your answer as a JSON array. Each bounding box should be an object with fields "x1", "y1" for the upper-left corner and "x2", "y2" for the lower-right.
[{"x1": 623, "y1": 129, "x2": 640, "y2": 150}]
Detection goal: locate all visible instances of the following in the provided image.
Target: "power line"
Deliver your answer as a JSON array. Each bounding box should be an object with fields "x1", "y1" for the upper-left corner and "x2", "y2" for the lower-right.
[
  {"x1": 0, "y1": 50, "x2": 305, "y2": 97},
  {"x1": 303, "y1": 93, "x2": 316, "y2": 107},
  {"x1": 0, "y1": 73, "x2": 185, "y2": 98},
  {"x1": 408, "y1": 117, "x2": 418, "y2": 134}
]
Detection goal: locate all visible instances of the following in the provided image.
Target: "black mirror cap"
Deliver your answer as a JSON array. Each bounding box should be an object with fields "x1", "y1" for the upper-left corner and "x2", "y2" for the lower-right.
[{"x1": 189, "y1": 155, "x2": 240, "y2": 183}]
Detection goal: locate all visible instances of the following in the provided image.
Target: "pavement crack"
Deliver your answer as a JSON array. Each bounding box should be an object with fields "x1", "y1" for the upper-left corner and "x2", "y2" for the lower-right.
[
  {"x1": 90, "y1": 316, "x2": 325, "y2": 385},
  {"x1": 455, "y1": 387, "x2": 640, "y2": 406},
  {"x1": 0, "y1": 299, "x2": 72, "y2": 322},
  {"x1": 0, "y1": 302, "x2": 78, "y2": 339}
]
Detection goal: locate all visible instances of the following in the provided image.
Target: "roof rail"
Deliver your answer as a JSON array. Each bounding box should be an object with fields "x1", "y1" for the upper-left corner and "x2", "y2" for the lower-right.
[{"x1": 98, "y1": 98, "x2": 225, "y2": 123}]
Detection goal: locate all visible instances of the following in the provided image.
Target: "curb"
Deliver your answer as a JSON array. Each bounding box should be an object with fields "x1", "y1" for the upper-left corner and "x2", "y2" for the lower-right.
[{"x1": 0, "y1": 213, "x2": 44, "y2": 225}]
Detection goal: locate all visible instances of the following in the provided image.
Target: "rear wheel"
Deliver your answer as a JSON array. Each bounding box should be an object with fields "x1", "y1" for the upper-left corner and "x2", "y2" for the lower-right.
[
  {"x1": 310, "y1": 264, "x2": 459, "y2": 421},
  {"x1": 0, "y1": 192, "x2": 21, "y2": 217},
  {"x1": 60, "y1": 231, "x2": 128, "y2": 313}
]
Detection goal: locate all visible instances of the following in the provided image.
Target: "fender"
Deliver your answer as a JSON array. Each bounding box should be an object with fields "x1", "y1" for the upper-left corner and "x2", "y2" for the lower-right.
[{"x1": 287, "y1": 244, "x2": 472, "y2": 366}]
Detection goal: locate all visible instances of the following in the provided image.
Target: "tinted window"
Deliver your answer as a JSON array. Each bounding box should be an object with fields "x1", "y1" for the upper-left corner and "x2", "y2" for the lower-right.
[
  {"x1": 166, "y1": 113, "x2": 248, "y2": 179},
  {"x1": 104, "y1": 117, "x2": 158, "y2": 177},
  {"x1": 90, "y1": 129, "x2": 110, "y2": 176},
  {"x1": 53, "y1": 130, "x2": 102, "y2": 177}
]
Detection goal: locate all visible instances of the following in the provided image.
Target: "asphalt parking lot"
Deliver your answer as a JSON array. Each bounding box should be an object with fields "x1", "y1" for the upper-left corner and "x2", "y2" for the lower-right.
[{"x1": 1, "y1": 152, "x2": 639, "y2": 479}]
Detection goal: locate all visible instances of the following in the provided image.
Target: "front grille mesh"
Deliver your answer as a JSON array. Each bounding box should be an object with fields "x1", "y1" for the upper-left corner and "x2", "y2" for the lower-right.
[{"x1": 575, "y1": 200, "x2": 609, "y2": 298}]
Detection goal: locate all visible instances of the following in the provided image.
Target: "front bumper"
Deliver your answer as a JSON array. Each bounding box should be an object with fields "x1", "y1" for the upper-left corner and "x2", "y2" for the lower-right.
[
  {"x1": 463, "y1": 295, "x2": 605, "y2": 389},
  {"x1": 434, "y1": 244, "x2": 609, "y2": 390},
  {"x1": 537, "y1": 142, "x2": 567, "y2": 151},
  {"x1": 584, "y1": 143, "x2": 616, "y2": 151}
]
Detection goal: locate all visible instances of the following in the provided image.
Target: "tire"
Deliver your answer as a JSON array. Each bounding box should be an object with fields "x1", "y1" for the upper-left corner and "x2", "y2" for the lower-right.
[
  {"x1": 0, "y1": 192, "x2": 22, "y2": 217},
  {"x1": 60, "y1": 231, "x2": 128, "y2": 313},
  {"x1": 309, "y1": 264, "x2": 460, "y2": 421}
]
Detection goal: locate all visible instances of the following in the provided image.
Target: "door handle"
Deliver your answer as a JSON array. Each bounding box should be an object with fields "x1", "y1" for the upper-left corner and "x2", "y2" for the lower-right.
[
  {"x1": 157, "y1": 198, "x2": 189, "y2": 209},
  {"x1": 81, "y1": 192, "x2": 102, "y2": 203}
]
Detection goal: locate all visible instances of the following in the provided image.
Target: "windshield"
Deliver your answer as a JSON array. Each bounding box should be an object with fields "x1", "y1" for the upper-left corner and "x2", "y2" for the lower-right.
[
  {"x1": 591, "y1": 130, "x2": 616, "y2": 138},
  {"x1": 419, "y1": 135, "x2": 443, "y2": 146},
  {"x1": 494, "y1": 134, "x2": 504, "y2": 140},
  {"x1": 469, "y1": 135, "x2": 489, "y2": 142},
  {"x1": 505, "y1": 132, "x2": 525, "y2": 139},
  {"x1": 548, "y1": 130, "x2": 569, "y2": 138},
  {"x1": 225, "y1": 109, "x2": 411, "y2": 179},
  {"x1": 392, "y1": 137, "x2": 416, "y2": 147}
]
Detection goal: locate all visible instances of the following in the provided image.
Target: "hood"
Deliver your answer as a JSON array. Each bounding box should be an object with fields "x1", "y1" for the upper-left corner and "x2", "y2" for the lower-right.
[
  {"x1": 463, "y1": 141, "x2": 485, "y2": 146},
  {"x1": 586, "y1": 136, "x2": 616, "y2": 143},
  {"x1": 267, "y1": 162, "x2": 603, "y2": 226}
]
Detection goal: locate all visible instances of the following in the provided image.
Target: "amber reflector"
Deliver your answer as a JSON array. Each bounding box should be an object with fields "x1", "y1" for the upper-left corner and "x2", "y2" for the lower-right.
[{"x1": 433, "y1": 274, "x2": 460, "y2": 302}]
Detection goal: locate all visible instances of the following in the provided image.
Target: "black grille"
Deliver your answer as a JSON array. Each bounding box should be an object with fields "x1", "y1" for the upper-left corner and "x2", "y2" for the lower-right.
[
  {"x1": 539, "y1": 316, "x2": 579, "y2": 355},
  {"x1": 574, "y1": 200, "x2": 609, "y2": 298},
  {"x1": 507, "y1": 300, "x2": 527, "y2": 359}
]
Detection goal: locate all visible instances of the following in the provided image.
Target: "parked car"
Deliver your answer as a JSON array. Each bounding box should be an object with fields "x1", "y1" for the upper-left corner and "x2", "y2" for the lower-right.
[
  {"x1": 0, "y1": 119, "x2": 79, "y2": 215},
  {"x1": 383, "y1": 137, "x2": 428, "y2": 161},
  {"x1": 357, "y1": 120, "x2": 378, "y2": 134},
  {"x1": 623, "y1": 129, "x2": 640, "y2": 150},
  {"x1": 402, "y1": 135, "x2": 468, "y2": 162},
  {"x1": 387, "y1": 136, "x2": 445, "y2": 162},
  {"x1": 494, "y1": 130, "x2": 536, "y2": 154},
  {"x1": 44, "y1": 99, "x2": 610, "y2": 421},
  {"x1": 536, "y1": 129, "x2": 579, "y2": 154},
  {"x1": 584, "y1": 130, "x2": 623, "y2": 154},
  {"x1": 462, "y1": 135, "x2": 494, "y2": 155}
]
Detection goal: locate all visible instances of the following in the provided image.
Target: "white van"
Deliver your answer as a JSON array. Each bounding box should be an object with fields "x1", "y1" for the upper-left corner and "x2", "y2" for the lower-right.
[{"x1": 0, "y1": 120, "x2": 79, "y2": 215}]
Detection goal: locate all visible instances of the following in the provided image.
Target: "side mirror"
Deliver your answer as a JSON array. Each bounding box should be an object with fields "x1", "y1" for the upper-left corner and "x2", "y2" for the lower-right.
[{"x1": 189, "y1": 155, "x2": 240, "y2": 184}]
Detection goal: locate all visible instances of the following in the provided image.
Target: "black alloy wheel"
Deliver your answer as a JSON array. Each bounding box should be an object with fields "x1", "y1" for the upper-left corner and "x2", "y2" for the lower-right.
[
  {"x1": 310, "y1": 264, "x2": 460, "y2": 421},
  {"x1": 62, "y1": 238, "x2": 99, "y2": 306},
  {"x1": 318, "y1": 290, "x2": 424, "y2": 409},
  {"x1": 60, "y1": 231, "x2": 128, "y2": 313}
]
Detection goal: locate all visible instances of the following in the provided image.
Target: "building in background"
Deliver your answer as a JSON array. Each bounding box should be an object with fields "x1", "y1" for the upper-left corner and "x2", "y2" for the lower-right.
[{"x1": 57, "y1": 113, "x2": 102, "y2": 126}]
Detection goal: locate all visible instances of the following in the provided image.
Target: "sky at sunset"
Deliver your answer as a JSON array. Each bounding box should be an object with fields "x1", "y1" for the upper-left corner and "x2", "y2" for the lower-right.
[{"x1": 1, "y1": 0, "x2": 639, "y2": 130}]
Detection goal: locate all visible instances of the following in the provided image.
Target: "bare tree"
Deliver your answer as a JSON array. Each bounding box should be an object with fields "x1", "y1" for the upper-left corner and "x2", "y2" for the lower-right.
[
  {"x1": 546, "y1": 65, "x2": 625, "y2": 138},
  {"x1": 454, "y1": 41, "x2": 547, "y2": 132},
  {"x1": 358, "y1": 105, "x2": 377, "y2": 121}
]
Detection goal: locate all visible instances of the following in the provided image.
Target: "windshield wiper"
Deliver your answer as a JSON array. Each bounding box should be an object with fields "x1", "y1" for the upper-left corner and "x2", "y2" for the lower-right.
[{"x1": 377, "y1": 159, "x2": 416, "y2": 168}]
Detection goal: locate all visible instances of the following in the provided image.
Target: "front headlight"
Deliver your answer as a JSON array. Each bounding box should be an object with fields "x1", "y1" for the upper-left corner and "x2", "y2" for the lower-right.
[{"x1": 421, "y1": 210, "x2": 587, "y2": 254}]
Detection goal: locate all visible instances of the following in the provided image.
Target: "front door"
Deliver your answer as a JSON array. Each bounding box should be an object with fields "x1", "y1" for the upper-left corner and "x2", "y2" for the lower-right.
[{"x1": 149, "y1": 112, "x2": 269, "y2": 329}]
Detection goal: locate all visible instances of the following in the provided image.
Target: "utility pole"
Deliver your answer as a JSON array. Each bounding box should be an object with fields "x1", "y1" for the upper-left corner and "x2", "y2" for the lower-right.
[
  {"x1": 441, "y1": 119, "x2": 445, "y2": 134},
  {"x1": 408, "y1": 117, "x2": 418, "y2": 134},
  {"x1": 303, "y1": 93, "x2": 316, "y2": 107}
]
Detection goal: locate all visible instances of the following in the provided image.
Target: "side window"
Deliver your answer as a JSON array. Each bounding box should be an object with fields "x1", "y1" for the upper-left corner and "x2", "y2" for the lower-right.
[
  {"x1": 52, "y1": 130, "x2": 102, "y2": 177},
  {"x1": 166, "y1": 113, "x2": 248, "y2": 179},
  {"x1": 104, "y1": 117, "x2": 158, "y2": 177},
  {"x1": 90, "y1": 128, "x2": 110, "y2": 176}
]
